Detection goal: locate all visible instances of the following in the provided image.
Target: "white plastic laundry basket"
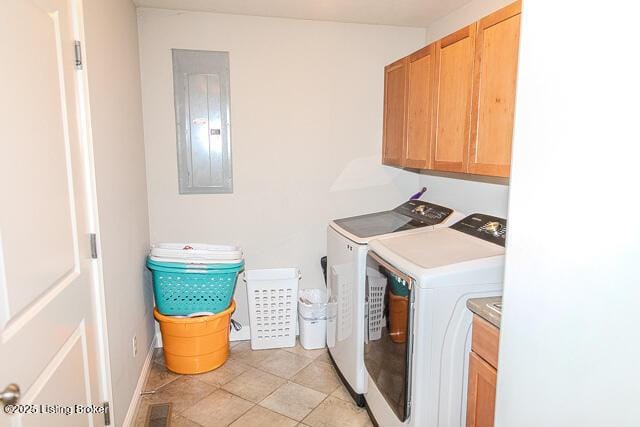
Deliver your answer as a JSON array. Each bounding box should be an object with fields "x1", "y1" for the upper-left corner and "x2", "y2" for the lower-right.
[
  {"x1": 151, "y1": 243, "x2": 243, "y2": 263},
  {"x1": 245, "y1": 268, "x2": 299, "y2": 350},
  {"x1": 366, "y1": 268, "x2": 387, "y2": 341}
]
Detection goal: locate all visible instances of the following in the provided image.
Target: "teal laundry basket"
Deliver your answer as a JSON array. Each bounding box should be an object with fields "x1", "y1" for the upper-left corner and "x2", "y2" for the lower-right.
[
  {"x1": 147, "y1": 258, "x2": 244, "y2": 316},
  {"x1": 387, "y1": 272, "x2": 410, "y2": 297}
]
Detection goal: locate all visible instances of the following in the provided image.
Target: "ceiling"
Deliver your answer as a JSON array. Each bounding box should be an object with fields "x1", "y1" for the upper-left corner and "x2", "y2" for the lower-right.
[{"x1": 132, "y1": 0, "x2": 471, "y2": 28}]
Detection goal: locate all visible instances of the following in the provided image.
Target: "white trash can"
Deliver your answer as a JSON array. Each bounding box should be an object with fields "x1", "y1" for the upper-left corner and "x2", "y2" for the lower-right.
[
  {"x1": 298, "y1": 288, "x2": 331, "y2": 350},
  {"x1": 245, "y1": 268, "x2": 300, "y2": 350}
]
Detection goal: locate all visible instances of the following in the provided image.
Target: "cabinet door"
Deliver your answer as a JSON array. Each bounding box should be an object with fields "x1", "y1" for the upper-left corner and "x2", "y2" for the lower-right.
[
  {"x1": 469, "y1": 1, "x2": 521, "y2": 177},
  {"x1": 466, "y1": 351, "x2": 497, "y2": 427},
  {"x1": 404, "y1": 44, "x2": 438, "y2": 169},
  {"x1": 432, "y1": 25, "x2": 476, "y2": 173},
  {"x1": 382, "y1": 58, "x2": 408, "y2": 167}
]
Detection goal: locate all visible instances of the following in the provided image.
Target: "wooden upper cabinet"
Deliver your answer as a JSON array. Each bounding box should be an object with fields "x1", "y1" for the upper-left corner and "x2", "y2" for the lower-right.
[
  {"x1": 382, "y1": 58, "x2": 408, "y2": 167},
  {"x1": 381, "y1": 1, "x2": 520, "y2": 177},
  {"x1": 404, "y1": 44, "x2": 438, "y2": 169},
  {"x1": 469, "y1": 1, "x2": 522, "y2": 177},
  {"x1": 432, "y1": 25, "x2": 477, "y2": 173}
]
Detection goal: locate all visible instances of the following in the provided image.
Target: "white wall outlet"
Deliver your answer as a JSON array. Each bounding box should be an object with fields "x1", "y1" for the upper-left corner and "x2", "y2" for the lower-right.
[{"x1": 132, "y1": 335, "x2": 138, "y2": 358}]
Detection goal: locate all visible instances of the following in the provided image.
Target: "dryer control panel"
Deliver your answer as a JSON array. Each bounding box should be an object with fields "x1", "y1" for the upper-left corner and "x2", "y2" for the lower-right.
[
  {"x1": 450, "y1": 213, "x2": 507, "y2": 246},
  {"x1": 393, "y1": 200, "x2": 454, "y2": 225}
]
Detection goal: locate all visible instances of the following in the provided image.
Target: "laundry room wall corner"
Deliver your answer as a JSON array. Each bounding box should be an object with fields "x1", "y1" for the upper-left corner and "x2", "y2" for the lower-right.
[
  {"x1": 82, "y1": 0, "x2": 155, "y2": 425},
  {"x1": 137, "y1": 8, "x2": 424, "y2": 329}
]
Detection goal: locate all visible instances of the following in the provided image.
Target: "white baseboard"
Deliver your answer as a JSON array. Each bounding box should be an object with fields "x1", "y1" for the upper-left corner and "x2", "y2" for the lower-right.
[
  {"x1": 230, "y1": 325, "x2": 250, "y2": 341},
  {"x1": 122, "y1": 336, "x2": 156, "y2": 427},
  {"x1": 155, "y1": 325, "x2": 250, "y2": 346}
]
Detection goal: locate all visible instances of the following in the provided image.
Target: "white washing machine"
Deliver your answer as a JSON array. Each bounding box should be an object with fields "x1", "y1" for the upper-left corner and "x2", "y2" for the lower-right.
[
  {"x1": 326, "y1": 200, "x2": 464, "y2": 406},
  {"x1": 364, "y1": 213, "x2": 507, "y2": 427}
]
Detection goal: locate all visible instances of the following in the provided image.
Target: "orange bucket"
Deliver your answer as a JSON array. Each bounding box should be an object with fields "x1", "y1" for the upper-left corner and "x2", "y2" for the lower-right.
[
  {"x1": 388, "y1": 292, "x2": 408, "y2": 344},
  {"x1": 154, "y1": 300, "x2": 235, "y2": 374}
]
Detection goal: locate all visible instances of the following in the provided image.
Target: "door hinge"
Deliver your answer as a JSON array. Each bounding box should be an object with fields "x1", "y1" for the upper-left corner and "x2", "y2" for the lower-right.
[
  {"x1": 102, "y1": 401, "x2": 111, "y2": 425},
  {"x1": 90, "y1": 233, "x2": 98, "y2": 259},
  {"x1": 74, "y1": 40, "x2": 83, "y2": 70}
]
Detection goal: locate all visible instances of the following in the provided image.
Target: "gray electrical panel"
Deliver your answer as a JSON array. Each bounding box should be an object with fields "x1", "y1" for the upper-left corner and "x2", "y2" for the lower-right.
[{"x1": 172, "y1": 49, "x2": 233, "y2": 194}]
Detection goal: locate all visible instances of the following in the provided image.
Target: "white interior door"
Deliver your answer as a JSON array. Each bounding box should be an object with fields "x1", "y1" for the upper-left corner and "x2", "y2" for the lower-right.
[{"x1": 0, "y1": 1, "x2": 106, "y2": 426}]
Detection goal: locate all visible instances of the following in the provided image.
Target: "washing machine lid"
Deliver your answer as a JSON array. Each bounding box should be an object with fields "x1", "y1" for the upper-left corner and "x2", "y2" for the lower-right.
[
  {"x1": 332, "y1": 210, "x2": 423, "y2": 239},
  {"x1": 370, "y1": 228, "x2": 504, "y2": 270},
  {"x1": 331, "y1": 200, "x2": 455, "y2": 240},
  {"x1": 368, "y1": 216, "x2": 507, "y2": 289}
]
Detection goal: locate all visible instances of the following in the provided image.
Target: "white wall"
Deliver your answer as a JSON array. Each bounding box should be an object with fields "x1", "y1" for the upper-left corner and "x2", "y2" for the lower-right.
[
  {"x1": 137, "y1": 9, "x2": 424, "y2": 328},
  {"x1": 82, "y1": 1, "x2": 154, "y2": 425},
  {"x1": 496, "y1": 1, "x2": 640, "y2": 426},
  {"x1": 417, "y1": 0, "x2": 515, "y2": 218},
  {"x1": 425, "y1": 0, "x2": 516, "y2": 43},
  {"x1": 419, "y1": 174, "x2": 509, "y2": 217}
]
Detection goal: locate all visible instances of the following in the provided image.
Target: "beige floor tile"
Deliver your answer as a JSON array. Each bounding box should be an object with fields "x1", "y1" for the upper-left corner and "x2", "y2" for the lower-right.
[
  {"x1": 143, "y1": 376, "x2": 216, "y2": 414},
  {"x1": 229, "y1": 405, "x2": 297, "y2": 427},
  {"x1": 291, "y1": 361, "x2": 341, "y2": 394},
  {"x1": 258, "y1": 350, "x2": 314, "y2": 379},
  {"x1": 182, "y1": 389, "x2": 254, "y2": 427},
  {"x1": 330, "y1": 383, "x2": 355, "y2": 404},
  {"x1": 222, "y1": 367, "x2": 286, "y2": 403},
  {"x1": 302, "y1": 396, "x2": 372, "y2": 427},
  {"x1": 133, "y1": 398, "x2": 151, "y2": 426},
  {"x1": 229, "y1": 341, "x2": 280, "y2": 367},
  {"x1": 143, "y1": 362, "x2": 181, "y2": 392},
  {"x1": 259, "y1": 381, "x2": 327, "y2": 421},
  {"x1": 194, "y1": 359, "x2": 250, "y2": 387},
  {"x1": 230, "y1": 341, "x2": 252, "y2": 352},
  {"x1": 284, "y1": 342, "x2": 328, "y2": 359},
  {"x1": 172, "y1": 414, "x2": 204, "y2": 426},
  {"x1": 313, "y1": 351, "x2": 332, "y2": 364},
  {"x1": 137, "y1": 342, "x2": 369, "y2": 427}
]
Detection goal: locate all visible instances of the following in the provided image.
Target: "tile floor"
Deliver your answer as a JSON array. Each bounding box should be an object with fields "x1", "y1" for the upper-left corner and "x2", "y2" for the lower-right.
[{"x1": 134, "y1": 340, "x2": 373, "y2": 427}]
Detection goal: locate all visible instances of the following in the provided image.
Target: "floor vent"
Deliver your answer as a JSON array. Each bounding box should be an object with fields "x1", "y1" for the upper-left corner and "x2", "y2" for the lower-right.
[{"x1": 145, "y1": 402, "x2": 172, "y2": 426}]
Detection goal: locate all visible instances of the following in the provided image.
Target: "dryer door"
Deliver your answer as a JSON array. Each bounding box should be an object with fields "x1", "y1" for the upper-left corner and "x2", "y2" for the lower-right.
[{"x1": 365, "y1": 251, "x2": 415, "y2": 422}]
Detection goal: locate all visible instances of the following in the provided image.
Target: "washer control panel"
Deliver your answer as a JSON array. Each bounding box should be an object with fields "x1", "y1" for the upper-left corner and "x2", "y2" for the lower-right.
[
  {"x1": 394, "y1": 200, "x2": 454, "y2": 226},
  {"x1": 450, "y1": 213, "x2": 507, "y2": 246}
]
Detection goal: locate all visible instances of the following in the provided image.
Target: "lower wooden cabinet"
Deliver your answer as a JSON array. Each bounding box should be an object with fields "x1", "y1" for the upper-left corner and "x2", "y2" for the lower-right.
[
  {"x1": 466, "y1": 351, "x2": 497, "y2": 427},
  {"x1": 467, "y1": 315, "x2": 500, "y2": 427}
]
